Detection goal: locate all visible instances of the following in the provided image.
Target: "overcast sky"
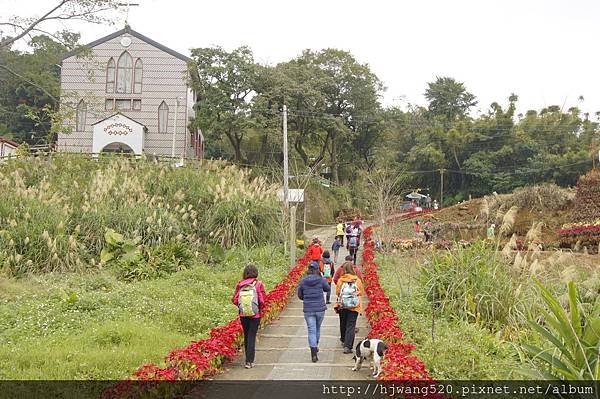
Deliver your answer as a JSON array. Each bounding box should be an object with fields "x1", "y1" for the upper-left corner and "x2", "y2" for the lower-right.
[{"x1": 4, "y1": 0, "x2": 600, "y2": 117}]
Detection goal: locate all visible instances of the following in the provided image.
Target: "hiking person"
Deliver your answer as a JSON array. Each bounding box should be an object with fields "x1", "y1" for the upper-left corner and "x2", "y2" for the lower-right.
[
  {"x1": 413, "y1": 221, "x2": 421, "y2": 239},
  {"x1": 297, "y1": 261, "x2": 330, "y2": 362},
  {"x1": 232, "y1": 264, "x2": 267, "y2": 369},
  {"x1": 307, "y1": 237, "x2": 323, "y2": 262},
  {"x1": 336, "y1": 221, "x2": 345, "y2": 246},
  {"x1": 348, "y1": 233, "x2": 359, "y2": 264},
  {"x1": 332, "y1": 255, "x2": 364, "y2": 285},
  {"x1": 426, "y1": 195, "x2": 432, "y2": 209},
  {"x1": 335, "y1": 262, "x2": 364, "y2": 354},
  {"x1": 487, "y1": 224, "x2": 496, "y2": 240},
  {"x1": 424, "y1": 220, "x2": 433, "y2": 242},
  {"x1": 331, "y1": 236, "x2": 342, "y2": 263},
  {"x1": 320, "y1": 251, "x2": 335, "y2": 304},
  {"x1": 345, "y1": 223, "x2": 352, "y2": 249},
  {"x1": 433, "y1": 200, "x2": 439, "y2": 210}
]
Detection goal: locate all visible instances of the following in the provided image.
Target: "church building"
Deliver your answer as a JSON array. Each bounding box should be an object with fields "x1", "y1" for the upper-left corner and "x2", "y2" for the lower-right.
[{"x1": 58, "y1": 26, "x2": 203, "y2": 158}]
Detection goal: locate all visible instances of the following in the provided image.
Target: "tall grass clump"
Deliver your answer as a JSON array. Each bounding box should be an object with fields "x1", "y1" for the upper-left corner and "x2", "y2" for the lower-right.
[
  {"x1": 0, "y1": 155, "x2": 281, "y2": 276},
  {"x1": 421, "y1": 241, "x2": 523, "y2": 333}
]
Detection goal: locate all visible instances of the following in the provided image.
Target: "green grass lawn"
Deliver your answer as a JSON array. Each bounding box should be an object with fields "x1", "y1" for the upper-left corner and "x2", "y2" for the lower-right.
[{"x1": 0, "y1": 245, "x2": 288, "y2": 379}]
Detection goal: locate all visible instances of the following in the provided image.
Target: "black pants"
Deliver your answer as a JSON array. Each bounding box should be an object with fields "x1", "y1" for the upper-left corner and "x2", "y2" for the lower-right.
[
  {"x1": 240, "y1": 316, "x2": 260, "y2": 363},
  {"x1": 339, "y1": 309, "x2": 359, "y2": 350},
  {"x1": 349, "y1": 247, "x2": 358, "y2": 264}
]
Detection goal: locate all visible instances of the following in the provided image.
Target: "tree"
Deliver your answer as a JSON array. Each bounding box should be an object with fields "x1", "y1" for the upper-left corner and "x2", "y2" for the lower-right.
[
  {"x1": 0, "y1": 0, "x2": 118, "y2": 49},
  {"x1": 0, "y1": 33, "x2": 79, "y2": 143},
  {"x1": 188, "y1": 46, "x2": 259, "y2": 161},
  {"x1": 425, "y1": 76, "x2": 477, "y2": 121}
]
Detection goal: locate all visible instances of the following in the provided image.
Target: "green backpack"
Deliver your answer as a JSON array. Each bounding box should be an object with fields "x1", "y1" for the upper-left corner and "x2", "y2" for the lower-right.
[
  {"x1": 322, "y1": 260, "x2": 333, "y2": 278},
  {"x1": 238, "y1": 281, "x2": 259, "y2": 317}
]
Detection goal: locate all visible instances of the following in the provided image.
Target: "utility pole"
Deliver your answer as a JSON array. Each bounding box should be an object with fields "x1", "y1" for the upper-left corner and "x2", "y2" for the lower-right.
[
  {"x1": 290, "y1": 205, "x2": 297, "y2": 269},
  {"x1": 283, "y1": 105, "x2": 289, "y2": 209},
  {"x1": 440, "y1": 169, "x2": 444, "y2": 208},
  {"x1": 171, "y1": 97, "x2": 182, "y2": 159}
]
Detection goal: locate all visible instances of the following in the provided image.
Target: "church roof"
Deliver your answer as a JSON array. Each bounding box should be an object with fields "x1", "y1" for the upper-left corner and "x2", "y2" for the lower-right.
[
  {"x1": 91, "y1": 112, "x2": 147, "y2": 127},
  {"x1": 62, "y1": 26, "x2": 191, "y2": 62}
]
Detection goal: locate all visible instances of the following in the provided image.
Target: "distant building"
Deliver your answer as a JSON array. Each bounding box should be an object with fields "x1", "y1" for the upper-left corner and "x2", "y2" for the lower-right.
[
  {"x1": 58, "y1": 26, "x2": 203, "y2": 158},
  {"x1": 0, "y1": 136, "x2": 18, "y2": 159}
]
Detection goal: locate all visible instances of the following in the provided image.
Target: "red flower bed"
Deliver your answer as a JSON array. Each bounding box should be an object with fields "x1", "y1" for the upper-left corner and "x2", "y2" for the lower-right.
[
  {"x1": 361, "y1": 226, "x2": 431, "y2": 381},
  {"x1": 105, "y1": 251, "x2": 311, "y2": 398}
]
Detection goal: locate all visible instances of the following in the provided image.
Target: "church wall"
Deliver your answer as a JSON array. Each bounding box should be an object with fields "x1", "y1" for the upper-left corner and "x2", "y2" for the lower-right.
[{"x1": 58, "y1": 31, "x2": 192, "y2": 157}]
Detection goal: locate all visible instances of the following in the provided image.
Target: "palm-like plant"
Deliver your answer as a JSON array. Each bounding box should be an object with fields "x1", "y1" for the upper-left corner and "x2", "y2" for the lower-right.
[{"x1": 522, "y1": 280, "x2": 600, "y2": 380}]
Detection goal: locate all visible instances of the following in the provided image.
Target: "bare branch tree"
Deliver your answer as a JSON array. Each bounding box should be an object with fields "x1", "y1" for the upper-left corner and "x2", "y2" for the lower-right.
[
  {"x1": 0, "y1": 0, "x2": 120, "y2": 49},
  {"x1": 367, "y1": 167, "x2": 407, "y2": 245}
]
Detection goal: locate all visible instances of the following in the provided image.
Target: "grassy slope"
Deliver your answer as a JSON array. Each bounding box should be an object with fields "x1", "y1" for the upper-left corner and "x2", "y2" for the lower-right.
[
  {"x1": 0, "y1": 246, "x2": 288, "y2": 379},
  {"x1": 377, "y1": 253, "x2": 521, "y2": 379}
]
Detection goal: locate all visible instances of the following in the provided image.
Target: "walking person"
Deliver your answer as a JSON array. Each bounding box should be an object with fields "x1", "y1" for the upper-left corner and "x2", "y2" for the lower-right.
[
  {"x1": 334, "y1": 262, "x2": 364, "y2": 354},
  {"x1": 307, "y1": 237, "x2": 324, "y2": 262},
  {"x1": 424, "y1": 220, "x2": 433, "y2": 242},
  {"x1": 348, "y1": 234, "x2": 359, "y2": 264},
  {"x1": 345, "y1": 223, "x2": 352, "y2": 249},
  {"x1": 232, "y1": 264, "x2": 267, "y2": 369},
  {"x1": 335, "y1": 220, "x2": 345, "y2": 246},
  {"x1": 413, "y1": 220, "x2": 421, "y2": 239},
  {"x1": 297, "y1": 261, "x2": 330, "y2": 362},
  {"x1": 320, "y1": 251, "x2": 335, "y2": 304},
  {"x1": 331, "y1": 236, "x2": 342, "y2": 263}
]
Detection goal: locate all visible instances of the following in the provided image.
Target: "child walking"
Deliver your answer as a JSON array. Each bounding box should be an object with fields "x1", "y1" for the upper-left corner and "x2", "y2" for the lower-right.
[{"x1": 331, "y1": 237, "x2": 342, "y2": 263}]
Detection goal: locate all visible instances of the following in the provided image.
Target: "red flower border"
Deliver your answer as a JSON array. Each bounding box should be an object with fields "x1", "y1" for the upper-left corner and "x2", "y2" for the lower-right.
[
  {"x1": 104, "y1": 251, "x2": 311, "y2": 397},
  {"x1": 362, "y1": 226, "x2": 431, "y2": 381}
]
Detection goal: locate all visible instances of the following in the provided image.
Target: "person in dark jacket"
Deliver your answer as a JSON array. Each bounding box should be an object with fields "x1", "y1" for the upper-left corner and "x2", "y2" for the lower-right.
[{"x1": 297, "y1": 261, "x2": 330, "y2": 362}]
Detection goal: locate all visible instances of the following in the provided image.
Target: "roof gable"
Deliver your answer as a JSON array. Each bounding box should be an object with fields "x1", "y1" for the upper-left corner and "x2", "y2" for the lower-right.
[
  {"x1": 0, "y1": 136, "x2": 19, "y2": 148},
  {"x1": 62, "y1": 26, "x2": 190, "y2": 62},
  {"x1": 91, "y1": 112, "x2": 147, "y2": 127}
]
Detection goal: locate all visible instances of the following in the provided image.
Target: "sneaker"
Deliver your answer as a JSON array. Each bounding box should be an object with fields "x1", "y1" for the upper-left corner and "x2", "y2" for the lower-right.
[
  {"x1": 343, "y1": 347, "x2": 353, "y2": 354},
  {"x1": 244, "y1": 362, "x2": 252, "y2": 369}
]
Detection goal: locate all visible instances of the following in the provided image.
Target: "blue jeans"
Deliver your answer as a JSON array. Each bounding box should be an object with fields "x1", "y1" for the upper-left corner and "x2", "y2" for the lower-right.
[{"x1": 303, "y1": 311, "x2": 325, "y2": 348}]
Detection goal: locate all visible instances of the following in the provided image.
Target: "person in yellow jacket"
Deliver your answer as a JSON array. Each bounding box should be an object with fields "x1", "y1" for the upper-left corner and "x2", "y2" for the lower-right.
[
  {"x1": 335, "y1": 221, "x2": 345, "y2": 246},
  {"x1": 334, "y1": 262, "x2": 364, "y2": 354}
]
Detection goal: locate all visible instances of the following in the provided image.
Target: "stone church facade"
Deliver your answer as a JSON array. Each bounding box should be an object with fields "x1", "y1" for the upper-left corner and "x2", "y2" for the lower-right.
[{"x1": 58, "y1": 26, "x2": 203, "y2": 158}]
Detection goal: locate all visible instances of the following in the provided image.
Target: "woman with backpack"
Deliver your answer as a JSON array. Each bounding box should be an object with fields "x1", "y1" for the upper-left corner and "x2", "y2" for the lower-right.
[
  {"x1": 334, "y1": 262, "x2": 364, "y2": 354},
  {"x1": 297, "y1": 261, "x2": 331, "y2": 362},
  {"x1": 319, "y1": 251, "x2": 335, "y2": 304},
  {"x1": 232, "y1": 264, "x2": 267, "y2": 369}
]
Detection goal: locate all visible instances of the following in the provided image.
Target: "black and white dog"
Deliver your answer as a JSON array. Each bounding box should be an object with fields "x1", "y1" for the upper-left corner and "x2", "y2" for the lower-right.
[{"x1": 352, "y1": 339, "x2": 388, "y2": 378}]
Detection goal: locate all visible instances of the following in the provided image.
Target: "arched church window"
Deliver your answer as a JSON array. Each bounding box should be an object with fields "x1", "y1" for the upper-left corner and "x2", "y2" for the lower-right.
[
  {"x1": 116, "y1": 51, "x2": 133, "y2": 93},
  {"x1": 158, "y1": 101, "x2": 169, "y2": 133},
  {"x1": 134, "y1": 58, "x2": 143, "y2": 94},
  {"x1": 76, "y1": 100, "x2": 87, "y2": 131},
  {"x1": 106, "y1": 58, "x2": 115, "y2": 93}
]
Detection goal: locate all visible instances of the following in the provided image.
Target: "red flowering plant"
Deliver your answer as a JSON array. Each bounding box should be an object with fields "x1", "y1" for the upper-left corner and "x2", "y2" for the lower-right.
[
  {"x1": 558, "y1": 220, "x2": 600, "y2": 249},
  {"x1": 104, "y1": 250, "x2": 312, "y2": 398},
  {"x1": 361, "y1": 226, "x2": 431, "y2": 382}
]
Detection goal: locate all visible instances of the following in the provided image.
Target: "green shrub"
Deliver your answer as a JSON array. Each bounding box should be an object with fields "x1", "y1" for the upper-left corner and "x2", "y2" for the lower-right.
[
  {"x1": 421, "y1": 241, "x2": 523, "y2": 332},
  {"x1": 521, "y1": 280, "x2": 600, "y2": 380},
  {"x1": 0, "y1": 154, "x2": 281, "y2": 274},
  {"x1": 378, "y1": 253, "x2": 521, "y2": 379}
]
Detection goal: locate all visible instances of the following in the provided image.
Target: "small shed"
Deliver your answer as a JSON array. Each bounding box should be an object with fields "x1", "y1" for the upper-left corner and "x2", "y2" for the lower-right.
[{"x1": 0, "y1": 136, "x2": 19, "y2": 160}]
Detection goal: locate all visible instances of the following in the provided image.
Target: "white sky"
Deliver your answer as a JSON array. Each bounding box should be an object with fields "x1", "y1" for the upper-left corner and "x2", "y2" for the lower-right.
[{"x1": 4, "y1": 0, "x2": 600, "y2": 117}]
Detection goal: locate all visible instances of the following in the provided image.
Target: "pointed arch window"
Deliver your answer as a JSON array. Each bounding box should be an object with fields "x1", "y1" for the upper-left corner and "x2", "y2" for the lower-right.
[
  {"x1": 158, "y1": 101, "x2": 169, "y2": 133},
  {"x1": 106, "y1": 58, "x2": 115, "y2": 93},
  {"x1": 134, "y1": 58, "x2": 143, "y2": 94},
  {"x1": 76, "y1": 100, "x2": 87, "y2": 131},
  {"x1": 116, "y1": 51, "x2": 133, "y2": 93}
]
